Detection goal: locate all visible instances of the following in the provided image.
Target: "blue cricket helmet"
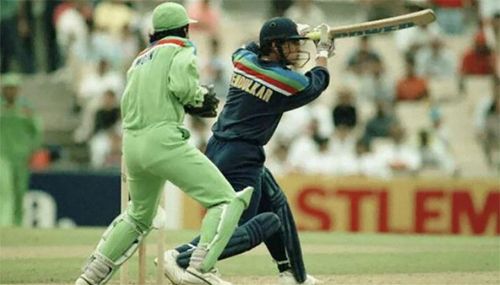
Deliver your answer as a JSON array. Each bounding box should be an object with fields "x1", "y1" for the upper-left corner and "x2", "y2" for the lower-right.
[{"x1": 259, "y1": 17, "x2": 308, "y2": 45}]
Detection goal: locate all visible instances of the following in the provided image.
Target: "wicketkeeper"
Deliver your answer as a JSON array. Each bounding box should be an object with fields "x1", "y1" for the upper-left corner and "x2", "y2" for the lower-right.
[
  {"x1": 75, "y1": 3, "x2": 253, "y2": 285},
  {"x1": 160, "y1": 17, "x2": 335, "y2": 285}
]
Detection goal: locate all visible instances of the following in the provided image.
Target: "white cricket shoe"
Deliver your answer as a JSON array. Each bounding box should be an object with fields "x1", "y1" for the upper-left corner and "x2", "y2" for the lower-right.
[
  {"x1": 155, "y1": 249, "x2": 185, "y2": 285},
  {"x1": 278, "y1": 270, "x2": 322, "y2": 285},
  {"x1": 182, "y1": 266, "x2": 232, "y2": 285}
]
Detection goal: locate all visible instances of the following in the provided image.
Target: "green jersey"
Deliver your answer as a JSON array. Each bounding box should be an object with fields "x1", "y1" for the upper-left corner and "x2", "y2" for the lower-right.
[
  {"x1": 0, "y1": 96, "x2": 42, "y2": 160},
  {"x1": 121, "y1": 37, "x2": 204, "y2": 131}
]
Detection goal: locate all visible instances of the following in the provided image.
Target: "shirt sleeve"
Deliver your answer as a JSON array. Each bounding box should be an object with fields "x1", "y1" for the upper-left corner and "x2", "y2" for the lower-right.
[
  {"x1": 168, "y1": 47, "x2": 204, "y2": 107},
  {"x1": 271, "y1": 66, "x2": 330, "y2": 112}
]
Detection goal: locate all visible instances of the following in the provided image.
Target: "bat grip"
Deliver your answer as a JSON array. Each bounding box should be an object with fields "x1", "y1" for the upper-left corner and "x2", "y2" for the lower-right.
[{"x1": 305, "y1": 31, "x2": 321, "y2": 41}]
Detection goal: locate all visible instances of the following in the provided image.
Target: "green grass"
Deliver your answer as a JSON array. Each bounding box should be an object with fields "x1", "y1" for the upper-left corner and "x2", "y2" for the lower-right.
[{"x1": 1, "y1": 228, "x2": 499, "y2": 283}]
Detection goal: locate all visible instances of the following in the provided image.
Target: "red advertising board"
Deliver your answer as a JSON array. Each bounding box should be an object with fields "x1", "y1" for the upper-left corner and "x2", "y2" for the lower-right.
[{"x1": 183, "y1": 176, "x2": 500, "y2": 235}]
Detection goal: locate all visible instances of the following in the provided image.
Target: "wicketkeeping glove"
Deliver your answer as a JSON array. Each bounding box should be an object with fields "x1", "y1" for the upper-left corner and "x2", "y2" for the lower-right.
[{"x1": 184, "y1": 85, "x2": 220, "y2": 118}]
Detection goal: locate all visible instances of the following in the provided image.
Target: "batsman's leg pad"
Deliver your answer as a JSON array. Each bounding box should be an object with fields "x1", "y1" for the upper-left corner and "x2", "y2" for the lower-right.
[
  {"x1": 263, "y1": 168, "x2": 307, "y2": 283},
  {"x1": 192, "y1": 186, "x2": 253, "y2": 272},
  {"x1": 177, "y1": 212, "x2": 281, "y2": 268}
]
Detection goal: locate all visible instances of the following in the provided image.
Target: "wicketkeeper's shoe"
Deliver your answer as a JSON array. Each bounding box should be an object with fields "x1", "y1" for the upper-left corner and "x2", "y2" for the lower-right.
[
  {"x1": 75, "y1": 277, "x2": 91, "y2": 285},
  {"x1": 278, "y1": 270, "x2": 322, "y2": 285},
  {"x1": 182, "y1": 266, "x2": 232, "y2": 285},
  {"x1": 155, "y1": 249, "x2": 185, "y2": 285}
]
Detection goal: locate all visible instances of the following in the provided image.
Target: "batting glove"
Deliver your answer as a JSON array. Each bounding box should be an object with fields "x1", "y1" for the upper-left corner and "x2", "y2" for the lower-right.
[
  {"x1": 314, "y1": 24, "x2": 335, "y2": 58},
  {"x1": 296, "y1": 23, "x2": 311, "y2": 36}
]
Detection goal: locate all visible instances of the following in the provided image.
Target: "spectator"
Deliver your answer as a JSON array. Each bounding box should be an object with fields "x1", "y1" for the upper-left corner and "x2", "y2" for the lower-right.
[
  {"x1": 332, "y1": 87, "x2": 357, "y2": 129},
  {"x1": 395, "y1": 60, "x2": 429, "y2": 101},
  {"x1": 265, "y1": 140, "x2": 292, "y2": 176},
  {"x1": 359, "y1": 57, "x2": 394, "y2": 104},
  {"x1": 43, "y1": 0, "x2": 63, "y2": 72},
  {"x1": 303, "y1": 135, "x2": 332, "y2": 175},
  {"x1": 374, "y1": 124, "x2": 422, "y2": 177},
  {"x1": 415, "y1": 36, "x2": 457, "y2": 79},
  {"x1": 74, "y1": 59, "x2": 124, "y2": 143},
  {"x1": 77, "y1": 59, "x2": 124, "y2": 107},
  {"x1": 93, "y1": 90, "x2": 120, "y2": 135},
  {"x1": 482, "y1": 97, "x2": 500, "y2": 170},
  {"x1": 418, "y1": 129, "x2": 457, "y2": 176},
  {"x1": 353, "y1": 138, "x2": 386, "y2": 177},
  {"x1": 459, "y1": 32, "x2": 497, "y2": 92},
  {"x1": 346, "y1": 36, "x2": 381, "y2": 74},
  {"x1": 287, "y1": 119, "x2": 332, "y2": 174},
  {"x1": 343, "y1": 37, "x2": 382, "y2": 104},
  {"x1": 274, "y1": 106, "x2": 312, "y2": 144},
  {"x1": 87, "y1": 25, "x2": 123, "y2": 69},
  {"x1": 431, "y1": 0, "x2": 471, "y2": 35},
  {"x1": 270, "y1": 0, "x2": 293, "y2": 17},
  {"x1": 93, "y1": 0, "x2": 135, "y2": 38},
  {"x1": 202, "y1": 37, "x2": 230, "y2": 100},
  {"x1": 492, "y1": 13, "x2": 500, "y2": 54},
  {"x1": 53, "y1": 0, "x2": 91, "y2": 63},
  {"x1": 0, "y1": 74, "x2": 42, "y2": 226},
  {"x1": 310, "y1": 100, "x2": 335, "y2": 139},
  {"x1": 119, "y1": 24, "x2": 141, "y2": 73},
  {"x1": 429, "y1": 105, "x2": 452, "y2": 147},
  {"x1": 89, "y1": 90, "x2": 121, "y2": 168},
  {"x1": 362, "y1": 100, "x2": 397, "y2": 144},
  {"x1": 187, "y1": 0, "x2": 220, "y2": 36},
  {"x1": 328, "y1": 125, "x2": 356, "y2": 158},
  {"x1": 362, "y1": 0, "x2": 397, "y2": 21},
  {"x1": 460, "y1": 32, "x2": 497, "y2": 76},
  {"x1": 0, "y1": 1, "x2": 36, "y2": 73},
  {"x1": 475, "y1": 78, "x2": 500, "y2": 169},
  {"x1": 284, "y1": 0, "x2": 327, "y2": 28},
  {"x1": 395, "y1": 23, "x2": 442, "y2": 62},
  {"x1": 327, "y1": 125, "x2": 358, "y2": 175},
  {"x1": 477, "y1": 0, "x2": 500, "y2": 49}
]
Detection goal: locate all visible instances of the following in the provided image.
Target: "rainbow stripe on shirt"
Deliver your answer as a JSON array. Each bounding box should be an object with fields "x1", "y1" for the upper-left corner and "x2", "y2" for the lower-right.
[{"x1": 232, "y1": 50, "x2": 309, "y2": 96}]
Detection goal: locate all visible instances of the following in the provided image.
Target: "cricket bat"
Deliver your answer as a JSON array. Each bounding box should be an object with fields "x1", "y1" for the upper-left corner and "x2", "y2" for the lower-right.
[{"x1": 307, "y1": 9, "x2": 436, "y2": 40}]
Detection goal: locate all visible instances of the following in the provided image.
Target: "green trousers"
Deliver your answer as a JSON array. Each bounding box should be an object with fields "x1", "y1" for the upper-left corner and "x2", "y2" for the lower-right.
[
  {"x1": 0, "y1": 156, "x2": 29, "y2": 226},
  {"x1": 99, "y1": 124, "x2": 236, "y2": 261},
  {"x1": 0, "y1": 156, "x2": 14, "y2": 226}
]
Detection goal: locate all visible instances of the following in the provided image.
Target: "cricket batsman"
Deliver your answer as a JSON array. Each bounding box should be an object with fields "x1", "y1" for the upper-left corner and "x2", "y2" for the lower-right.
[
  {"x1": 75, "y1": 3, "x2": 252, "y2": 285},
  {"x1": 160, "y1": 17, "x2": 335, "y2": 285}
]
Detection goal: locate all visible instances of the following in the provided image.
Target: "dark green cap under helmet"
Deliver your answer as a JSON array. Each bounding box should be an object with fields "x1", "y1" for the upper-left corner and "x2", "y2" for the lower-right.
[
  {"x1": 259, "y1": 17, "x2": 308, "y2": 45},
  {"x1": 152, "y1": 2, "x2": 197, "y2": 32}
]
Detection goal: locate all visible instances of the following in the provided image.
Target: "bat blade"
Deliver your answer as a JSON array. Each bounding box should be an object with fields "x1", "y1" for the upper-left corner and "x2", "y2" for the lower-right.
[{"x1": 307, "y1": 9, "x2": 436, "y2": 40}]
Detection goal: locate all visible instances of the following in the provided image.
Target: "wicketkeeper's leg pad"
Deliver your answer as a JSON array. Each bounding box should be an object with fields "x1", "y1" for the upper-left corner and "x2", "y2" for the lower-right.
[
  {"x1": 78, "y1": 212, "x2": 150, "y2": 284},
  {"x1": 190, "y1": 186, "x2": 253, "y2": 272}
]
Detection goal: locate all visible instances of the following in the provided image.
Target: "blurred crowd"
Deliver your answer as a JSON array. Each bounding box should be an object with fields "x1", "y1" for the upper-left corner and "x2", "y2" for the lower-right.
[{"x1": 1, "y1": 0, "x2": 499, "y2": 178}]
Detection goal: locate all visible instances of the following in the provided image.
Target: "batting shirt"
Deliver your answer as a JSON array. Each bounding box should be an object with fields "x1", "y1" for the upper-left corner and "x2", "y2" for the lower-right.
[
  {"x1": 121, "y1": 36, "x2": 204, "y2": 131},
  {"x1": 212, "y1": 46, "x2": 330, "y2": 145}
]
